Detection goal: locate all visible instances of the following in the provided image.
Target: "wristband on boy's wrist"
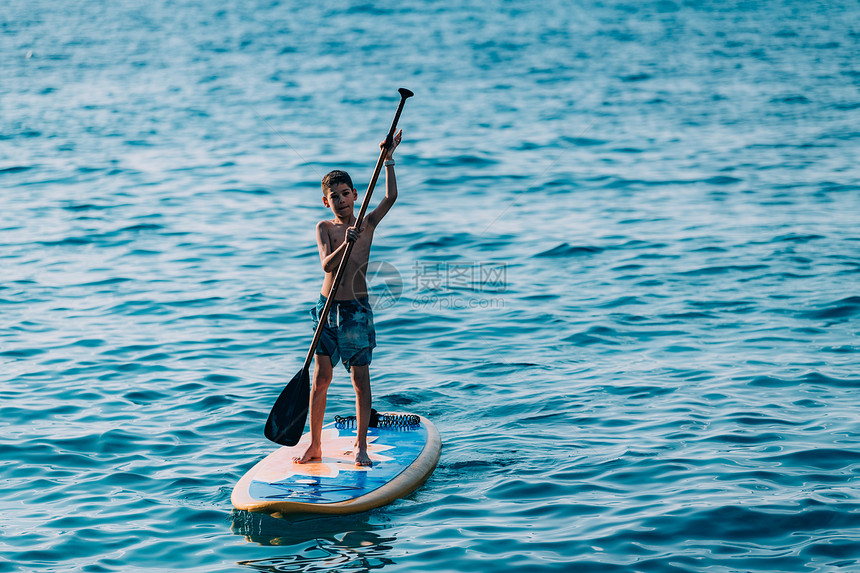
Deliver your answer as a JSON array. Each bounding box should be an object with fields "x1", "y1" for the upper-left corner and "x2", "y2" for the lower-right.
[{"x1": 384, "y1": 159, "x2": 395, "y2": 167}]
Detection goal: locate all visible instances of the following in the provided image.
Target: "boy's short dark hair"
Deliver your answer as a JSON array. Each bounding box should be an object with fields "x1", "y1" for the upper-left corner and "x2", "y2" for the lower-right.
[{"x1": 321, "y1": 170, "x2": 353, "y2": 193}]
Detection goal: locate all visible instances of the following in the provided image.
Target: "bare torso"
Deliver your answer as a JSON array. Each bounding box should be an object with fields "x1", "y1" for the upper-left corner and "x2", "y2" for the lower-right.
[{"x1": 318, "y1": 218, "x2": 376, "y2": 300}]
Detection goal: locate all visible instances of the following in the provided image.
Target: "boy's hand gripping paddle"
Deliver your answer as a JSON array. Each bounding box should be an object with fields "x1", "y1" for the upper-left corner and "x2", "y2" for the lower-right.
[{"x1": 265, "y1": 88, "x2": 414, "y2": 446}]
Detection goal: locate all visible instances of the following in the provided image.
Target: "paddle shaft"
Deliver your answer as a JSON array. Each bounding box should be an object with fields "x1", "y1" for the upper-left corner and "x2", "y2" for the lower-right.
[{"x1": 301, "y1": 89, "x2": 413, "y2": 371}]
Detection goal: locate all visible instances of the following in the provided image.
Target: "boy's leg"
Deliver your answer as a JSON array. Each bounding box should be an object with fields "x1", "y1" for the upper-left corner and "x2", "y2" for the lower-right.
[
  {"x1": 350, "y1": 364, "x2": 372, "y2": 467},
  {"x1": 293, "y1": 353, "x2": 333, "y2": 463}
]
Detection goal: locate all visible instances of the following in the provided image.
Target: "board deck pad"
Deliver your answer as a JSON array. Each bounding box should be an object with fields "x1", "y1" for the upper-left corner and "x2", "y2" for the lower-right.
[{"x1": 232, "y1": 414, "x2": 440, "y2": 515}]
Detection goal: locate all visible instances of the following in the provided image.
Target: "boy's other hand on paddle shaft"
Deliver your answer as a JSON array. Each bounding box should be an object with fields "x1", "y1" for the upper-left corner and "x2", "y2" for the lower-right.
[{"x1": 346, "y1": 225, "x2": 360, "y2": 243}]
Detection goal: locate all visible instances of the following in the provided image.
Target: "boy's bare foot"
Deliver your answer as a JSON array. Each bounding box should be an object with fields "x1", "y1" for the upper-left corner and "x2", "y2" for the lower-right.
[
  {"x1": 292, "y1": 445, "x2": 322, "y2": 464},
  {"x1": 355, "y1": 448, "x2": 372, "y2": 467}
]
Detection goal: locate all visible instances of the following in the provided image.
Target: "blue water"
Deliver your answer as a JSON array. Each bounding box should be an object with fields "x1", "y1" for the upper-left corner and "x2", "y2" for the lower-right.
[{"x1": 2, "y1": 0, "x2": 859, "y2": 571}]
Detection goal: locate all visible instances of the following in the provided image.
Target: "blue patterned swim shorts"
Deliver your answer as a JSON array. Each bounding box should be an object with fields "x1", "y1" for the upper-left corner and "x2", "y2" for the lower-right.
[{"x1": 310, "y1": 294, "x2": 376, "y2": 371}]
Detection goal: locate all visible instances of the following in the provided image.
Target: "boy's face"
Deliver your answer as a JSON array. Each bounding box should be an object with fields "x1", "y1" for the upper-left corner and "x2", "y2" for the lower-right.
[{"x1": 322, "y1": 183, "x2": 358, "y2": 218}]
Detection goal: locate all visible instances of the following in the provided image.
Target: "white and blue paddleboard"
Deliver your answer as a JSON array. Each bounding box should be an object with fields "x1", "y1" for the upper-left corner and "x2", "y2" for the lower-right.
[{"x1": 232, "y1": 414, "x2": 440, "y2": 516}]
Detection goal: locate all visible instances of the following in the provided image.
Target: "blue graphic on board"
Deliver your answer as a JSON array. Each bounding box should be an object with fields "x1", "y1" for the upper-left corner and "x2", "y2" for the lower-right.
[{"x1": 247, "y1": 423, "x2": 427, "y2": 505}]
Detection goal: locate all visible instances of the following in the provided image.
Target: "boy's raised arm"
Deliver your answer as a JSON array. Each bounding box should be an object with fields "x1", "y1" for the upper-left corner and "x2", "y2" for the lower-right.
[{"x1": 367, "y1": 130, "x2": 401, "y2": 228}]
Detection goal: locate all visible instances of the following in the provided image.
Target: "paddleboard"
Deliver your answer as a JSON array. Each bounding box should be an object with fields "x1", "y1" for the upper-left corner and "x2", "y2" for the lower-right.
[{"x1": 232, "y1": 413, "x2": 440, "y2": 516}]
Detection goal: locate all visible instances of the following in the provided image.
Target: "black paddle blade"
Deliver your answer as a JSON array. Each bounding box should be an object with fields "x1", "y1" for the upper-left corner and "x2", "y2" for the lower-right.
[
  {"x1": 264, "y1": 367, "x2": 310, "y2": 446},
  {"x1": 398, "y1": 88, "x2": 414, "y2": 99}
]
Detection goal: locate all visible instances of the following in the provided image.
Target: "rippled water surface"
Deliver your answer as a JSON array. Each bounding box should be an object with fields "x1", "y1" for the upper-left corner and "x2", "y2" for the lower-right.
[{"x1": 2, "y1": 0, "x2": 859, "y2": 571}]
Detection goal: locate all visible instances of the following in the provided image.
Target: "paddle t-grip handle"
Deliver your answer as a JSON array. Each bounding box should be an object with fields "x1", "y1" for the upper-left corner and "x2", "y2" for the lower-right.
[{"x1": 382, "y1": 88, "x2": 414, "y2": 150}]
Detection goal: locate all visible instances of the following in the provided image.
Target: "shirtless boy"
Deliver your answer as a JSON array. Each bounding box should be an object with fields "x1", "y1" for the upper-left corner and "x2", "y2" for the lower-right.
[{"x1": 293, "y1": 130, "x2": 402, "y2": 467}]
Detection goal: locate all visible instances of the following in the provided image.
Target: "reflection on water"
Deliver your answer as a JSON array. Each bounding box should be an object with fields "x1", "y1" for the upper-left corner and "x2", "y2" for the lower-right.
[{"x1": 232, "y1": 510, "x2": 396, "y2": 572}]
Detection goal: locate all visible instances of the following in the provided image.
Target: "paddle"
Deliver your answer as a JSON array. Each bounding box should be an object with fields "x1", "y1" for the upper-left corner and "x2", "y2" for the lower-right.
[{"x1": 265, "y1": 88, "x2": 414, "y2": 446}]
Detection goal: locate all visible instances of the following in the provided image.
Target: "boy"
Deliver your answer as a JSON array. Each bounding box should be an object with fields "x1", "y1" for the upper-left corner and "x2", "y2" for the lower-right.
[{"x1": 293, "y1": 129, "x2": 402, "y2": 467}]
